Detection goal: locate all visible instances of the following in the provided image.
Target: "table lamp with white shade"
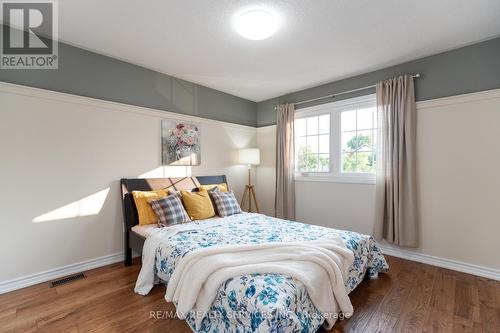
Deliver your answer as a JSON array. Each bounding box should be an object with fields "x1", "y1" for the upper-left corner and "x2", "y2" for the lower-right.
[{"x1": 238, "y1": 148, "x2": 260, "y2": 213}]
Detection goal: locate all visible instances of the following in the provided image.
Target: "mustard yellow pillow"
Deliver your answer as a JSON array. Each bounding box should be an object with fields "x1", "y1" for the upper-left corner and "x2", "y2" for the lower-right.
[
  {"x1": 132, "y1": 189, "x2": 168, "y2": 225},
  {"x1": 199, "y1": 183, "x2": 228, "y2": 192},
  {"x1": 181, "y1": 189, "x2": 215, "y2": 220}
]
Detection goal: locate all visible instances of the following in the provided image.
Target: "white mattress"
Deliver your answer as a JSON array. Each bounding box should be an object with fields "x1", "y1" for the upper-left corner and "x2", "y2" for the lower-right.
[
  {"x1": 131, "y1": 224, "x2": 159, "y2": 238},
  {"x1": 131, "y1": 216, "x2": 225, "y2": 238}
]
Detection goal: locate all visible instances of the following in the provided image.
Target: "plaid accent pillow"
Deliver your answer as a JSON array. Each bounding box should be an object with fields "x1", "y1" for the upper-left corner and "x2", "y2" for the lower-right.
[
  {"x1": 209, "y1": 191, "x2": 242, "y2": 217},
  {"x1": 149, "y1": 193, "x2": 190, "y2": 227}
]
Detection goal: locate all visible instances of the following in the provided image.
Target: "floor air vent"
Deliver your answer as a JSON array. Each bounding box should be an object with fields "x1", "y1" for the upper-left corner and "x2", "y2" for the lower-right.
[{"x1": 50, "y1": 273, "x2": 86, "y2": 287}]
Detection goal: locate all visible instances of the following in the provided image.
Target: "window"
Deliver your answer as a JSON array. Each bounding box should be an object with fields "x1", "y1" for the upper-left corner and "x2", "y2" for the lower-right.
[
  {"x1": 295, "y1": 114, "x2": 330, "y2": 172},
  {"x1": 341, "y1": 104, "x2": 377, "y2": 173},
  {"x1": 294, "y1": 95, "x2": 377, "y2": 183}
]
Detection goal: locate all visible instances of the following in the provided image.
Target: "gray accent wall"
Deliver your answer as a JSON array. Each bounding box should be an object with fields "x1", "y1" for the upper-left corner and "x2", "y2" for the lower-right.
[
  {"x1": 257, "y1": 37, "x2": 500, "y2": 127},
  {"x1": 2, "y1": 31, "x2": 499, "y2": 128},
  {"x1": 0, "y1": 37, "x2": 257, "y2": 127}
]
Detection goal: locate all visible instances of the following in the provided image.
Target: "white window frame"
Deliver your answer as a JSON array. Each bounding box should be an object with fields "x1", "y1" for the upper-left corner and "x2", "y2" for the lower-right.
[{"x1": 294, "y1": 94, "x2": 377, "y2": 184}]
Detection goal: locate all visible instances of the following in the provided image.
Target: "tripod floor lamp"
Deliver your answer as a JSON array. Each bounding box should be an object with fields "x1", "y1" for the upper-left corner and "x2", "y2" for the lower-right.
[{"x1": 238, "y1": 148, "x2": 260, "y2": 213}]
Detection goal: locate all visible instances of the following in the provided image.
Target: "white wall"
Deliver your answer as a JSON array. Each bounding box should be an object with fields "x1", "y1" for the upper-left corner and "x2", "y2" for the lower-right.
[
  {"x1": 256, "y1": 89, "x2": 500, "y2": 271},
  {"x1": 0, "y1": 82, "x2": 256, "y2": 283},
  {"x1": 415, "y1": 90, "x2": 500, "y2": 269},
  {"x1": 1, "y1": 83, "x2": 499, "y2": 286},
  {"x1": 296, "y1": 182, "x2": 376, "y2": 234},
  {"x1": 255, "y1": 126, "x2": 276, "y2": 216}
]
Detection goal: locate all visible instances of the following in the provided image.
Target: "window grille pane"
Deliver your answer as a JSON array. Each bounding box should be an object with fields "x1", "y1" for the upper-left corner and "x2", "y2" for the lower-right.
[
  {"x1": 319, "y1": 134, "x2": 329, "y2": 154},
  {"x1": 356, "y1": 130, "x2": 373, "y2": 151},
  {"x1": 307, "y1": 135, "x2": 319, "y2": 154},
  {"x1": 318, "y1": 154, "x2": 330, "y2": 172},
  {"x1": 306, "y1": 116, "x2": 318, "y2": 134},
  {"x1": 356, "y1": 152, "x2": 376, "y2": 173},
  {"x1": 357, "y1": 107, "x2": 374, "y2": 130},
  {"x1": 341, "y1": 110, "x2": 356, "y2": 131},
  {"x1": 308, "y1": 154, "x2": 319, "y2": 172},
  {"x1": 295, "y1": 118, "x2": 306, "y2": 136},
  {"x1": 341, "y1": 131, "x2": 357, "y2": 153},
  {"x1": 342, "y1": 152, "x2": 357, "y2": 172},
  {"x1": 319, "y1": 114, "x2": 330, "y2": 134},
  {"x1": 297, "y1": 152, "x2": 309, "y2": 172}
]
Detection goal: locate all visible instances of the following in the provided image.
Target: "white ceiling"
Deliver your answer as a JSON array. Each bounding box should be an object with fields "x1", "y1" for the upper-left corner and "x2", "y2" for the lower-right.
[{"x1": 58, "y1": 0, "x2": 500, "y2": 102}]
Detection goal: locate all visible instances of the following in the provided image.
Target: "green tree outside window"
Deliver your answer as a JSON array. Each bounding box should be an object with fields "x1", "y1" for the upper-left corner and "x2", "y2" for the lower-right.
[{"x1": 342, "y1": 134, "x2": 376, "y2": 173}]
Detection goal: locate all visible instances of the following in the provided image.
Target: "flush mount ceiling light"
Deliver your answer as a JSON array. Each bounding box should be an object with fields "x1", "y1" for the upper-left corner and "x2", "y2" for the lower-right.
[{"x1": 234, "y1": 10, "x2": 278, "y2": 40}]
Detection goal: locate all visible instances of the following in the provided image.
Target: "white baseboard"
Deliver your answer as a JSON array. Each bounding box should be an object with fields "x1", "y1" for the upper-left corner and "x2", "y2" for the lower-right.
[
  {"x1": 0, "y1": 252, "x2": 124, "y2": 294},
  {"x1": 2, "y1": 246, "x2": 499, "y2": 294},
  {"x1": 379, "y1": 245, "x2": 500, "y2": 281}
]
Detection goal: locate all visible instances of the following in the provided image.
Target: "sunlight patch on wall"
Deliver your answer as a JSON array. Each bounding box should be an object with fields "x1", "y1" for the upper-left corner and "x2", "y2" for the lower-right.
[
  {"x1": 169, "y1": 154, "x2": 199, "y2": 166},
  {"x1": 32, "y1": 188, "x2": 110, "y2": 223},
  {"x1": 138, "y1": 166, "x2": 192, "y2": 178},
  {"x1": 223, "y1": 127, "x2": 255, "y2": 149}
]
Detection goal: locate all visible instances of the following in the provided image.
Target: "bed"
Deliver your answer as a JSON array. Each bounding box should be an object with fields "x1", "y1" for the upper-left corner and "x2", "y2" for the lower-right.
[
  {"x1": 121, "y1": 176, "x2": 389, "y2": 333},
  {"x1": 120, "y1": 176, "x2": 229, "y2": 264}
]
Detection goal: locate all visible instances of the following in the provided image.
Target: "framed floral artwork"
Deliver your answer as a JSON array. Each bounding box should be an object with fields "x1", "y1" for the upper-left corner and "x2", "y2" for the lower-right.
[{"x1": 161, "y1": 121, "x2": 201, "y2": 165}]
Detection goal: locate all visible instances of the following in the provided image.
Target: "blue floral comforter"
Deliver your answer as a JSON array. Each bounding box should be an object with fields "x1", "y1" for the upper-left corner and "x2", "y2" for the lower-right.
[{"x1": 150, "y1": 213, "x2": 388, "y2": 333}]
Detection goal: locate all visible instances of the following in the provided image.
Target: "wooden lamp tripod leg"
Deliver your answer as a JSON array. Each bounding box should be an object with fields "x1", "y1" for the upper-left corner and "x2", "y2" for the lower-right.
[
  {"x1": 241, "y1": 185, "x2": 249, "y2": 210},
  {"x1": 250, "y1": 186, "x2": 260, "y2": 213},
  {"x1": 240, "y1": 166, "x2": 260, "y2": 213},
  {"x1": 248, "y1": 166, "x2": 252, "y2": 211}
]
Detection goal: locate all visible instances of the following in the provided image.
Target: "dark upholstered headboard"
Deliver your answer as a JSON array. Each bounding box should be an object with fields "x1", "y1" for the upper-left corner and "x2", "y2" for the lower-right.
[{"x1": 120, "y1": 175, "x2": 228, "y2": 265}]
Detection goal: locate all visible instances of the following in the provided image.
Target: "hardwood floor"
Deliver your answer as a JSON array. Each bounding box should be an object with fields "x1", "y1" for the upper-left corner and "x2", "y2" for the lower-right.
[{"x1": 0, "y1": 256, "x2": 498, "y2": 333}]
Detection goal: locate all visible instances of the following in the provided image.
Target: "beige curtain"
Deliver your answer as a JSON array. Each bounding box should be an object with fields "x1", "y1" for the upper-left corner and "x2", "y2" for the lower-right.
[
  {"x1": 275, "y1": 103, "x2": 295, "y2": 220},
  {"x1": 374, "y1": 75, "x2": 419, "y2": 247}
]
